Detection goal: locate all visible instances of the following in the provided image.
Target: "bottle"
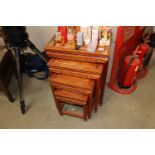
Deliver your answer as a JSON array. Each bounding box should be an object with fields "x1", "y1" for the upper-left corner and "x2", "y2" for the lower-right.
[
  {"x1": 80, "y1": 26, "x2": 91, "y2": 46},
  {"x1": 67, "y1": 28, "x2": 75, "y2": 48},
  {"x1": 92, "y1": 26, "x2": 99, "y2": 42},
  {"x1": 77, "y1": 32, "x2": 83, "y2": 46},
  {"x1": 58, "y1": 26, "x2": 67, "y2": 42},
  {"x1": 55, "y1": 31, "x2": 63, "y2": 46}
]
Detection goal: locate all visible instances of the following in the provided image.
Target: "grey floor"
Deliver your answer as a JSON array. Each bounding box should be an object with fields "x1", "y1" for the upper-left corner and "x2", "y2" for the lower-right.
[{"x1": 0, "y1": 56, "x2": 155, "y2": 129}]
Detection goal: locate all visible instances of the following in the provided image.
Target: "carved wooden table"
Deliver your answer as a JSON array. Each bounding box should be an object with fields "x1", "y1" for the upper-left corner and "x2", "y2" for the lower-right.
[{"x1": 45, "y1": 40, "x2": 111, "y2": 113}]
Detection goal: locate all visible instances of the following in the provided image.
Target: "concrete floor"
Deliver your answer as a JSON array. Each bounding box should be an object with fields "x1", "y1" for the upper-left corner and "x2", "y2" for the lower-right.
[{"x1": 0, "y1": 56, "x2": 155, "y2": 129}]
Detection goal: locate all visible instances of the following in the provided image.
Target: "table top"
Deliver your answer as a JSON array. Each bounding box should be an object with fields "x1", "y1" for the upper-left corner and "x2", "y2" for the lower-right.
[
  {"x1": 45, "y1": 37, "x2": 111, "y2": 58},
  {"x1": 45, "y1": 35, "x2": 112, "y2": 64}
]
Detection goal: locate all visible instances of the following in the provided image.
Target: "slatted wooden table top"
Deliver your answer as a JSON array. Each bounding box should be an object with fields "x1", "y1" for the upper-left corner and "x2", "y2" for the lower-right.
[{"x1": 45, "y1": 38, "x2": 111, "y2": 63}]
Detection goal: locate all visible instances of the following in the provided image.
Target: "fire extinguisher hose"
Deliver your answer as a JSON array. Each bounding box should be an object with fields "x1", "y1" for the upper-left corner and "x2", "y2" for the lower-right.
[{"x1": 143, "y1": 47, "x2": 154, "y2": 67}]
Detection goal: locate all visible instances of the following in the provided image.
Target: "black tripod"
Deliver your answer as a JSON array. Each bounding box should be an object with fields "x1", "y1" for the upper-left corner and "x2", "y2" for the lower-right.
[{"x1": 3, "y1": 27, "x2": 47, "y2": 114}]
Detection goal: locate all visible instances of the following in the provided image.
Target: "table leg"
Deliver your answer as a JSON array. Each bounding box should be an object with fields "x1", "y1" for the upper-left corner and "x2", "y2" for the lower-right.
[
  {"x1": 100, "y1": 62, "x2": 108, "y2": 106},
  {"x1": 94, "y1": 77, "x2": 101, "y2": 112}
]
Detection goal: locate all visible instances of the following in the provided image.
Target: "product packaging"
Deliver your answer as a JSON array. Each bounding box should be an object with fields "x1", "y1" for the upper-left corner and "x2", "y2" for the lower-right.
[
  {"x1": 58, "y1": 26, "x2": 67, "y2": 42},
  {"x1": 80, "y1": 26, "x2": 91, "y2": 45}
]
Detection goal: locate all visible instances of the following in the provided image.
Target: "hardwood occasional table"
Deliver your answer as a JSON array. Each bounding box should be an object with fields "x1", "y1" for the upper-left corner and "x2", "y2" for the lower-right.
[{"x1": 45, "y1": 39, "x2": 111, "y2": 114}]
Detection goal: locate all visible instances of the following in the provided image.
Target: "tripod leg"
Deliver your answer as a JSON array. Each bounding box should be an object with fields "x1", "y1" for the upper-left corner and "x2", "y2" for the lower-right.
[
  {"x1": 14, "y1": 47, "x2": 27, "y2": 114},
  {"x1": 27, "y1": 39, "x2": 47, "y2": 63}
]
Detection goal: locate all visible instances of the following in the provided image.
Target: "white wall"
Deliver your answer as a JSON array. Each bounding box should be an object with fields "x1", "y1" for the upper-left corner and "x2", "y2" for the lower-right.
[
  {"x1": 106, "y1": 26, "x2": 117, "y2": 82},
  {"x1": 27, "y1": 26, "x2": 57, "y2": 51}
]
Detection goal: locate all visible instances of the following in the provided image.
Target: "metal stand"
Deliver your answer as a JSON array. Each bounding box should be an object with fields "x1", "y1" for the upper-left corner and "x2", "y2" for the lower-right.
[
  {"x1": 9, "y1": 40, "x2": 47, "y2": 114},
  {"x1": 13, "y1": 47, "x2": 27, "y2": 114},
  {"x1": 27, "y1": 39, "x2": 47, "y2": 63}
]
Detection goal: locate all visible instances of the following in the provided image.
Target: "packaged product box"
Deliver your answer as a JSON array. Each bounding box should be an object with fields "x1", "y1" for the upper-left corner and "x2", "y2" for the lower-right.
[
  {"x1": 92, "y1": 26, "x2": 99, "y2": 42},
  {"x1": 80, "y1": 26, "x2": 91, "y2": 45}
]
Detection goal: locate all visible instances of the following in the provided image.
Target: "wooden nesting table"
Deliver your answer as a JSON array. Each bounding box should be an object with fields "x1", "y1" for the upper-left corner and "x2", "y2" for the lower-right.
[{"x1": 45, "y1": 40, "x2": 110, "y2": 119}]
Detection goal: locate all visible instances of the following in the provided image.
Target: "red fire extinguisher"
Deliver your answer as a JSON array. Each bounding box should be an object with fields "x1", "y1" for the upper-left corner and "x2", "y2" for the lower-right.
[
  {"x1": 135, "y1": 43, "x2": 149, "y2": 68},
  {"x1": 118, "y1": 53, "x2": 140, "y2": 88},
  {"x1": 134, "y1": 43, "x2": 149, "y2": 79}
]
